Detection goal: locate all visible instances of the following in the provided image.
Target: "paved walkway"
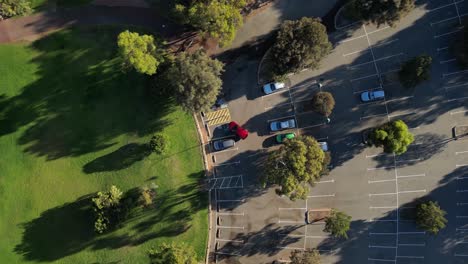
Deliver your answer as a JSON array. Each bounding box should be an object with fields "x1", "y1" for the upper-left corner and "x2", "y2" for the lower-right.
[{"x1": 0, "y1": 5, "x2": 181, "y2": 43}]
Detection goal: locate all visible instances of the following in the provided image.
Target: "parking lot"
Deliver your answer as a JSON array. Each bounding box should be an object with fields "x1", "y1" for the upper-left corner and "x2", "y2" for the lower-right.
[{"x1": 206, "y1": 0, "x2": 468, "y2": 262}]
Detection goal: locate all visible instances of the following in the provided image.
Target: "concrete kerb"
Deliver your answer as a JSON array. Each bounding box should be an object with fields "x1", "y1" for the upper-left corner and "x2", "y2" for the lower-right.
[
  {"x1": 334, "y1": 1, "x2": 362, "y2": 30},
  {"x1": 193, "y1": 113, "x2": 214, "y2": 264}
]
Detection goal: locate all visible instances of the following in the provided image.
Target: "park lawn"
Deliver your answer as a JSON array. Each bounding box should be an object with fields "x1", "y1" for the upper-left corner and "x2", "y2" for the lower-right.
[{"x1": 0, "y1": 26, "x2": 207, "y2": 264}]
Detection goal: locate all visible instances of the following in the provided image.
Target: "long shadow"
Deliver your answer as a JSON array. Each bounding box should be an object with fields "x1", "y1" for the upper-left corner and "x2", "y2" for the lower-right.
[
  {"x1": 14, "y1": 171, "x2": 208, "y2": 261},
  {"x1": 0, "y1": 27, "x2": 172, "y2": 160}
]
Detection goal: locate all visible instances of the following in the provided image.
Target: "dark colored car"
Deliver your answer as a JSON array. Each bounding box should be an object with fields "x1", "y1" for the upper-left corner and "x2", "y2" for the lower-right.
[{"x1": 229, "y1": 121, "x2": 249, "y2": 139}]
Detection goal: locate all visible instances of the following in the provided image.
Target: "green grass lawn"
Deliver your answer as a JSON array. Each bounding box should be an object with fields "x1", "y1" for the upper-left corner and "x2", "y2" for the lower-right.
[{"x1": 0, "y1": 26, "x2": 207, "y2": 263}]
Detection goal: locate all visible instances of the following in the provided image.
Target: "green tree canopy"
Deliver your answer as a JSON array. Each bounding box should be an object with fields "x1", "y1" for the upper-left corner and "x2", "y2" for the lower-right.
[
  {"x1": 148, "y1": 242, "x2": 197, "y2": 264},
  {"x1": 175, "y1": 0, "x2": 245, "y2": 47},
  {"x1": 117, "y1": 30, "x2": 164, "y2": 75},
  {"x1": 163, "y1": 50, "x2": 224, "y2": 112},
  {"x1": 271, "y1": 17, "x2": 332, "y2": 76},
  {"x1": 345, "y1": 0, "x2": 415, "y2": 26},
  {"x1": 290, "y1": 249, "x2": 321, "y2": 264},
  {"x1": 399, "y1": 54, "x2": 432, "y2": 88},
  {"x1": 324, "y1": 209, "x2": 351, "y2": 239},
  {"x1": 312, "y1": 91, "x2": 335, "y2": 116},
  {"x1": 368, "y1": 120, "x2": 414, "y2": 155},
  {"x1": 0, "y1": 0, "x2": 31, "y2": 19},
  {"x1": 92, "y1": 185, "x2": 124, "y2": 233},
  {"x1": 416, "y1": 201, "x2": 447, "y2": 235},
  {"x1": 261, "y1": 136, "x2": 329, "y2": 200}
]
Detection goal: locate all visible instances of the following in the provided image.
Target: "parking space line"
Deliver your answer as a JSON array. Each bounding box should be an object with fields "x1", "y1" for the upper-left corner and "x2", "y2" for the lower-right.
[
  {"x1": 353, "y1": 86, "x2": 383, "y2": 95},
  {"x1": 438, "y1": 46, "x2": 449, "y2": 51},
  {"x1": 278, "y1": 220, "x2": 305, "y2": 224},
  {"x1": 369, "y1": 192, "x2": 397, "y2": 196},
  {"x1": 277, "y1": 246, "x2": 304, "y2": 250},
  {"x1": 214, "y1": 161, "x2": 240, "y2": 167},
  {"x1": 396, "y1": 158, "x2": 422, "y2": 163},
  {"x1": 339, "y1": 34, "x2": 366, "y2": 44},
  {"x1": 317, "y1": 179, "x2": 335, "y2": 184},
  {"x1": 443, "y1": 69, "x2": 468, "y2": 77},
  {"x1": 398, "y1": 243, "x2": 425, "y2": 247},
  {"x1": 388, "y1": 112, "x2": 416, "y2": 118},
  {"x1": 369, "y1": 232, "x2": 397, "y2": 235},
  {"x1": 398, "y1": 190, "x2": 426, "y2": 194},
  {"x1": 217, "y1": 199, "x2": 245, "y2": 202},
  {"x1": 458, "y1": 202, "x2": 468, "y2": 205},
  {"x1": 456, "y1": 151, "x2": 468, "y2": 155},
  {"x1": 264, "y1": 101, "x2": 293, "y2": 110},
  {"x1": 343, "y1": 48, "x2": 369, "y2": 57},
  {"x1": 217, "y1": 212, "x2": 245, "y2": 216},
  {"x1": 261, "y1": 89, "x2": 289, "y2": 98},
  {"x1": 299, "y1": 122, "x2": 326, "y2": 130},
  {"x1": 361, "y1": 113, "x2": 389, "y2": 120},
  {"x1": 386, "y1": 96, "x2": 414, "y2": 103},
  {"x1": 366, "y1": 153, "x2": 385, "y2": 158},
  {"x1": 455, "y1": 0, "x2": 463, "y2": 24},
  {"x1": 370, "y1": 206, "x2": 397, "y2": 209},
  {"x1": 398, "y1": 231, "x2": 425, "y2": 234},
  {"x1": 369, "y1": 245, "x2": 397, "y2": 249},
  {"x1": 350, "y1": 73, "x2": 378, "y2": 82},
  {"x1": 434, "y1": 28, "x2": 463, "y2": 39},
  {"x1": 368, "y1": 179, "x2": 396, "y2": 184},
  {"x1": 447, "y1": 96, "x2": 468, "y2": 102},
  {"x1": 368, "y1": 258, "x2": 396, "y2": 262},
  {"x1": 440, "y1": 58, "x2": 457, "y2": 64},
  {"x1": 457, "y1": 228, "x2": 468, "y2": 231},
  {"x1": 457, "y1": 190, "x2": 468, "y2": 192},
  {"x1": 216, "y1": 238, "x2": 244, "y2": 243},
  {"x1": 367, "y1": 167, "x2": 395, "y2": 170},
  {"x1": 451, "y1": 110, "x2": 468, "y2": 115},
  {"x1": 397, "y1": 174, "x2": 426, "y2": 178},
  {"x1": 217, "y1": 226, "x2": 244, "y2": 229},
  {"x1": 267, "y1": 114, "x2": 296, "y2": 123},
  {"x1": 307, "y1": 194, "x2": 335, "y2": 198},
  {"x1": 396, "y1": 255, "x2": 424, "y2": 259},
  {"x1": 373, "y1": 38, "x2": 399, "y2": 48},
  {"x1": 428, "y1": 0, "x2": 464, "y2": 12},
  {"x1": 278, "y1": 207, "x2": 307, "y2": 210},
  {"x1": 456, "y1": 215, "x2": 468, "y2": 218},
  {"x1": 445, "y1": 82, "x2": 468, "y2": 90},
  {"x1": 455, "y1": 253, "x2": 468, "y2": 257},
  {"x1": 348, "y1": 53, "x2": 403, "y2": 69},
  {"x1": 431, "y1": 15, "x2": 459, "y2": 26},
  {"x1": 368, "y1": 219, "x2": 397, "y2": 222},
  {"x1": 456, "y1": 164, "x2": 468, "y2": 167},
  {"x1": 457, "y1": 176, "x2": 468, "y2": 180},
  {"x1": 367, "y1": 26, "x2": 391, "y2": 35}
]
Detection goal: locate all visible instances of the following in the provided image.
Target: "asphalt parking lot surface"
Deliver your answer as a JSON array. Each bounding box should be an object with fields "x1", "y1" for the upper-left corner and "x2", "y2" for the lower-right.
[{"x1": 204, "y1": 0, "x2": 468, "y2": 263}]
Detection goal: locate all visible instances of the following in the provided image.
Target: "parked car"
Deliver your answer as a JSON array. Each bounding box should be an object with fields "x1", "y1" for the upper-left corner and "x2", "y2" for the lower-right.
[
  {"x1": 228, "y1": 121, "x2": 248, "y2": 139},
  {"x1": 360, "y1": 89, "x2": 385, "y2": 102},
  {"x1": 262, "y1": 82, "x2": 286, "y2": 95},
  {"x1": 270, "y1": 119, "x2": 296, "y2": 132},
  {"x1": 319, "y1": 141, "x2": 328, "y2": 152},
  {"x1": 276, "y1": 133, "x2": 296, "y2": 143},
  {"x1": 213, "y1": 139, "x2": 235, "y2": 151},
  {"x1": 211, "y1": 98, "x2": 228, "y2": 111}
]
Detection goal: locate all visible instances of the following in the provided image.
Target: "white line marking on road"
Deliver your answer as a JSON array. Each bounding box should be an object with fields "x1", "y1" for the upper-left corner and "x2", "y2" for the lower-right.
[
  {"x1": 456, "y1": 151, "x2": 468, "y2": 155},
  {"x1": 398, "y1": 231, "x2": 425, "y2": 235},
  {"x1": 397, "y1": 174, "x2": 426, "y2": 178},
  {"x1": 388, "y1": 112, "x2": 416, "y2": 118},
  {"x1": 350, "y1": 73, "x2": 378, "y2": 82},
  {"x1": 316, "y1": 179, "x2": 335, "y2": 184},
  {"x1": 447, "y1": 96, "x2": 468, "y2": 102},
  {"x1": 428, "y1": 0, "x2": 464, "y2": 12},
  {"x1": 385, "y1": 96, "x2": 414, "y2": 103},
  {"x1": 444, "y1": 82, "x2": 468, "y2": 90},
  {"x1": 368, "y1": 258, "x2": 396, "y2": 262},
  {"x1": 398, "y1": 190, "x2": 426, "y2": 194},
  {"x1": 217, "y1": 199, "x2": 244, "y2": 202},
  {"x1": 366, "y1": 153, "x2": 386, "y2": 158},
  {"x1": 369, "y1": 192, "x2": 397, "y2": 196},
  {"x1": 369, "y1": 232, "x2": 397, "y2": 235},
  {"x1": 339, "y1": 34, "x2": 367, "y2": 44},
  {"x1": 307, "y1": 194, "x2": 335, "y2": 198},
  {"x1": 458, "y1": 203, "x2": 468, "y2": 206},
  {"x1": 277, "y1": 246, "x2": 304, "y2": 250},
  {"x1": 348, "y1": 53, "x2": 403, "y2": 69},
  {"x1": 396, "y1": 255, "x2": 424, "y2": 259},
  {"x1": 217, "y1": 212, "x2": 245, "y2": 216},
  {"x1": 457, "y1": 216, "x2": 468, "y2": 218},
  {"x1": 434, "y1": 28, "x2": 463, "y2": 38},
  {"x1": 370, "y1": 206, "x2": 398, "y2": 209},
  {"x1": 267, "y1": 115, "x2": 296, "y2": 123},
  {"x1": 440, "y1": 58, "x2": 457, "y2": 64},
  {"x1": 264, "y1": 102, "x2": 293, "y2": 110},
  {"x1": 361, "y1": 113, "x2": 389, "y2": 120},
  {"x1": 367, "y1": 26, "x2": 391, "y2": 35},
  {"x1": 438, "y1": 46, "x2": 449, "y2": 51},
  {"x1": 457, "y1": 190, "x2": 468, "y2": 193},
  {"x1": 456, "y1": 164, "x2": 468, "y2": 168},
  {"x1": 367, "y1": 167, "x2": 395, "y2": 170},
  {"x1": 457, "y1": 228, "x2": 468, "y2": 231},
  {"x1": 451, "y1": 110, "x2": 468, "y2": 115},
  {"x1": 455, "y1": 254, "x2": 468, "y2": 257},
  {"x1": 214, "y1": 161, "x2": 240, "y2": 167},
  {"x1": 279, "y1": 207, "x2": 307, "y2": 210},
  {"x1": 278, "y1": 220, "x2": 305, "y2": 224},
  {"x1": 368, "y1": 219, "x2": 397, "y2": 222},
  {"x1": 299, "y1": 122, "x2": 326, "y2": 130},
  {"x1": 215, "y1": 238, "x2": 244, "y2": 243},
  {"x1": 396, "y1": 158, "x2": 422, "y2": 163},
  {"x1": 443, "y1": 69, "x2": 468, "y2": 77},
  {"x1": 369, "y1": 245, "x2": 397, "y2": 249},
  {"x1": 343, "y1": 48, "x2": 369, "y2": 57},
  {"x1": 457, "y1": 177, "x2": 468, "y2": 180},
  {"x1": 398, "y1": 243, "x2": 425, "y2": 247},
  {"x1": 215, "y1": 251, "x2": 242, "y2": 256},
  {"x1": 369, "y1": 179, "x2": 396, "y2": 184},
  {"x1": 217, "y1": 226, "x2": 244, "y2": 229}
]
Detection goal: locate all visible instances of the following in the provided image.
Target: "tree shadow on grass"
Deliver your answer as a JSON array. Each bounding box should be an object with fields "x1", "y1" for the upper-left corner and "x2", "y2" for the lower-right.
[
  {"x1": 14, "y1": 171, "x2": 208, "y2": 262},
  {"x1": 0, "y1": 27, "x2": 172, "y2": 160}
]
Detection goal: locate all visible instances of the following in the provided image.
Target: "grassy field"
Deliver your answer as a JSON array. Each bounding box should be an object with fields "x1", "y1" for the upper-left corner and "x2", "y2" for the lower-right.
[{"x1": 0, "y1": 26, "x2": 207, "y2": 263}]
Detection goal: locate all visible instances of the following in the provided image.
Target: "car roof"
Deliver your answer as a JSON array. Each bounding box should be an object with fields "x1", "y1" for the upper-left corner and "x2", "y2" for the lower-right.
[
  {"x1": 372, "y1": 90, "x2": 385, "y2": 97},
  {"x1": 274, "y1": 82, "x2": 285, "y2": 89},
  {"x1": 223, "y1": 139, "x2": 235, "y2": 146}
]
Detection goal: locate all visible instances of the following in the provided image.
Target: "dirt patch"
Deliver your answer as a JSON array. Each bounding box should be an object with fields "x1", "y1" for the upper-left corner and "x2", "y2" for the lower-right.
[{"x1": 306, "y1": 209, "x2": 331, "y2": 224}]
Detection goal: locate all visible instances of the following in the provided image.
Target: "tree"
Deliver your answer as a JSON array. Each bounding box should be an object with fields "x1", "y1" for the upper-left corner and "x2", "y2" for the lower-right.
[
  {"x1": 399, "y1": 55, "x2": 432, "y2": 88},
  {"x1": 163, "y1": 50, "x2": 224, "y2": 112},
  {"x1": 290, "y1": 249, "x2": 321, "y2": 264},
  {"x1": 148, "y1": 242, "x2": 197, "y2": 264},
  {"x1": 92, "y1": 185, "x2": 124, "y2": 233},
  {"x1": 368, "y1": 120, "x2": 414, "y2": 155},
  {"x1": 324, "y1": 209, "x2": 351, "y2": 239},
  {"x1": 416, "y1": 201, "x2": 447, "y2": 235},
  {"x1": 271, "y1": 17, "x2": 332, "y2": 76},
  {"x1": 176, "y1": 0, "x2": 246, "y2": 47},
  {"x1": 117, "y1": 30, "x2": 164, "y2": 75},
  {"x1": 345, "y1": 0, "x2": 415, "y2": 27},
  {"x1": 311, "y1": 91, "x2": 335, "y2": 116},
  {"x1": 261, "y1": 136, "x2": 329, "y2": 200},
  {"x1": 0, "y1": 0, "x2": 31, "y2": 19},
  {"x1": 454, "y1": 22, "x2": 468, "y2": 68}
]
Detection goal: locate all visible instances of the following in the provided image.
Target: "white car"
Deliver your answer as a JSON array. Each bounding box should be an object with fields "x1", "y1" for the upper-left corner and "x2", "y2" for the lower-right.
[
  {"x1": 270, "y1": 119, "x2": 296, "y2": 132},
  {"x1": 319, "y1": 141, "x2": 328, "y2": 152},
  {"x1": 263, "y1": 82, "x2": 285, "y2": 95},
  {"x1": 360, "y1": 89, "x2": 385, "y2": 102}
]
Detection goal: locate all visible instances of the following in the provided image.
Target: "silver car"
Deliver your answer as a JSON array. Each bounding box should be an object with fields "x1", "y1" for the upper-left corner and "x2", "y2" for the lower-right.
[
  {"x1": 262, "y1": 82, "x2": 286, "y2": 95},
  {"x1": 270, "y1": 119, "x2": 296, "y2": 132},
  {"x1": 213, "y1": 139, "x2": 235, "y2": 151}
]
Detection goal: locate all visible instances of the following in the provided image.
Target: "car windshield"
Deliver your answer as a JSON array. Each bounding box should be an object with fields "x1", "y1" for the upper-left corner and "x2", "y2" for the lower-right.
[
  {"x1": 280, "y1": 121, "x2": 288, "y2": 128},
  {"x1": 270, "y1": 83, "x2": 276, "y2": 91}
]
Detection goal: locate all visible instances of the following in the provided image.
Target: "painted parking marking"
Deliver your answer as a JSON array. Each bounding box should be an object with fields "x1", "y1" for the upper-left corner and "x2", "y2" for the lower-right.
[
  {"x1": 267, "y1": 114, "x2": 296, "y2": 123},
  {"x1": 440, "y1": 58, "x2": 457, "y2": 64},
  {"x1": 264, "y1": 101, "x2": 293, "y2": 110},
  {"x1": 445, "y1": 82, "x2": 468, "y2": 89},
  {"x1": 456, "y1": 151, "x2": 468, "y2": 155},
  {"x1": 316, "y1": 179, "x2": 335, "y2": 184},
  {"x1": 343, "y1": 48, "x2": 369, "y2": 57},
  {"x1": 370, "y1": 206, "x2": 398, "y2": 209},
  {"x1": 217, "y1": 226, "x2": 244, "y2": 229},
  {"x1": 443, "y1": 69, "x2": 468, "y2": 77},
  {"x1": 353, "y1": 86, "x2": 383, "y2": 95},
  {"x1": 428, "y1": 0, "x2": 464, "y2": 12},
  {"x1": 366, "y1": 153, "x2": 386, "y2": 158},
  {"x1": 278, "y1": 220, "x2": 305, "y2": 224},
  {"x1": 368, "y1": 179, "x2": 396, "y2": 184},
  {"x1": 369, "y1": 245, "x2": 397, "y2": 249},
  {"x1": 217, "y1": 212, "x2": 245, "y2": 216},
  {"x1": 388, "y1": 112, "x2": 416, "y2": 119},
  {"x1": 368, "y1": 258, "x2": 396, "y2": 262},
  {"x1": 278, "y1": 207, "x2": 307, "y2": 210},
  {"x1": 217, "y1": 199, "x2": 244, "y2": 202},
  {"x1": 215, "y1": 238, "x2": 244, "y2": 243},
  {"x1": 367, "y1": 167, "x2": 395, "y2": 171},
  {"x1": 212, "y1": 147, "x2": 238, "y2": 155},
  {"x1": 348, "y1": 53, "x2": 404, "y2": 69},
  {"x1": 361, "y1": 113, "x2": 389, "y2": 120},
  {"x1": 213, "y1": 161, "x2": 240, "y2": 167},
  {"x1": 350, "y1": 73, "x2": 378, "y2": 82},
  {"x1": 456, "y1": 164, "x2": 468, "y2": 167},
  {"x1": 299, "y1": 122, "x2": 326, "y2": 130},
  {"x1": 369, "y1": 232, "x2": 397, "y2": 235},
  {"x1": 398, "y1": 190, "x2": 426, "y2": 194},
  {"x1": 447, "y1": 96, "x2": 468, "y2": 102},
  {"x1": 438, "y1": 46, "x2": 449, "y2": 51},
  {"x1": 368, "y1": 219, "x2": 397, "y2": 222},
  {"x1": 396, "y1": 255, "x2": 424, "y2": 259},
  {"x1": 398, "y1": 243, "x2": 425, "y2": 247},
  {"x1": 434, "y1": 28, "x2": 463, "y2": 38},
  {"x1": 395, "y1": 158, "x2": 422, "y2": 163},
  {"x1": 215, "y1": 251, "x2": 242, "y2": 256},
  {"x1": 307, "y1": 194, "x2": 335, "y2": 198},
  {"x1": 451, "y1": 110, "x2": 468, "y2": 115},
  {"x1": 397, "y1": 174, "x2": 426, "y2": 179}
]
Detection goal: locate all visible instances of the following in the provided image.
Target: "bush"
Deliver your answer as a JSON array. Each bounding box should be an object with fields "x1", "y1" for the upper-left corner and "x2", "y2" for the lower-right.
[
  {"x1": 311, "y1": 92, "x2": 335, "y2": 116},
  {"x1": 139, "y1": 183, "x2": 158, "y2": 207},
  {"x1": 399, "y1": 55, "x2": 432, "y2": 88},
  {"x1": 416, "y1": 201, "x2": 447, "y2": 235},
  {"x1": 368, "y1": 120, "x2": 414, "y2": 155},
  {"x1": 92, "y1": 185, "x2": 124, "y2": 233},
  {"x1": 149, "y1": 134, "x2": 168, "y2": 154},
  {"x1": 324, "y1": 209, "x2": 351, "y2": 239},
  {"x1": 148, "y1": 242, "x2": 197, "y2": 264},
  {"x1": 0, "y1": 0, "x2": 31, "y2": 19}
]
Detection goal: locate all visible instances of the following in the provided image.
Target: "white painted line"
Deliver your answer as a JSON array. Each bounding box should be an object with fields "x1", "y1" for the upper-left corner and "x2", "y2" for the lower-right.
[
  {"x1": 217, "y1": 226, "x2": 244, "y2": 229},
  {"x1": 447, "y1": 96, "x2": 468, "y2": 102},
  {"x1": 215, "y1": 238, "x2": 244, "y2": 243},
  {"x1": 457, "y1": 190, "x2": 468, "y2": 193},
  {"x1": 217, "y1": 212, "x2": 245, "y2": 216},
  {"x1": 343, "y1": 48, "x2": 369, "y2": 57},
  {"x1": 451, "y1": 110, "x2": 468, "y2": 115},
  {"x1": 455, "y1": 241, "x2": 468, "y2": 244},
  {"x1": 397, "y1": 174, "x2": 426, "y2": 179},
  {"x1": 367, "y1": 26, "x2": 391, "y2": 35},
  {"x1": 438, "y1": 46, "x2": 449, "y2": 51},
  {"x1": 267, "y1": 114, "x2": 296, "y2": 123},
  {"x1": 396, "y1": 158, "x2": 422, "y2": 163},
  {"x1": 214, "y1": 161, "x2": 240, "y2": 167},
  {"x1": 278, "y1": 220, "x2": 305, "y2": 224},
  {"x1": 299, "y1": 122, "x2": 326, "y2": 130},
  {"x1": 217, "y1": 199, "x2": 244, "y2": 202},
  {"x1": 457, "y1": 216, "x2": 468, "y2": 218},
  {"x1": 315, "y1": 136, "x2": 329, "y2": 141},
  {"x1": 398, "y1": 243, "x2": 425, "y2": 247},
  {"x1": 316, "y1": 179, "x2": 335, "y2": 184},
  {"x1": 443, "y1": 69, "x2": 468, "y2": 77},
  {"x1": 373, "y1": 38, "x2": 399, "y2": 48},
  {"x1": 277, "y1": 246, "x2": 305, "y2": 250},
  {"x1": 398, "y1": 231, "x2": 425, "y2": 235},
  {"x1": 361, "y1": 113, "x2": 388, "y2": 120},
  {"x1": 457, "y1": 228, "x2": 468, "y2": 231},
  {"x1": 339, "y1": 34, "x2": 367, "y2": 44},
  {"x1": 366, "y1": 153, "x2": 385, "y2": 158},
  {"x1": 455, "y1": 253, "x2": 468, "y2": 257},
  {"x1": 398, "y1": 190, "x2": 426, "y2": 194},
  {"x1": 264, "y1": 101, "x2": 293, "y2": 110},
  {"x1": 440, "y1": 58, "x2": 457, "y2": 64},
  {"x1": 261, "y1": 89, "x2": 289, "y2": 98},
  {"x1": 434, "y1": 28, "x2": 463, "y2": 38},
  {"x1": 456, "y1": 151, "x2": 468, "y2": 155},
  {"x1": 456, "y1": 164, "x2": 468, "y2": 168},
  {"x1": 368, "y1": 219, "x2": 397, "y2": 222},
  {"x1": 348, "y1": 53, "x2": 403, "y2": 69},
  {"x1": 307, "y1": 194, "x2": 335, "y2": 198},
  {"x1": 368, "y1": 179, "x2": 396, "y2": 184},
  {"x1": 385, "y1": 96, "x2": 414, "y2": 103},
  {"x1": 370, "y1": 206, "x2": 398, "y2": 209},
  {"x1": 388, "y1": 112, "x2": 416, "y2": 118},
  {"x1": 428, "y1": 0, "x2": 464, "y2": 12},
  {"x1": 458, "y1": 203, "x2": 468, "y2": 206},
  {"x1": 396, "y1": 255, "x2": 424, "y2": 259},
  {"x1": 278, "y1": 207, "x2": 307, "y2": 210},
  {"x1": 444, "y1": 82, "x2": 468, "y2": 90},
  {"x1": 368, "y1": 258, "x2": 396, "y2": 262},
  {"x1": 367, "y1": 167, "x2": 395, "y2": 171},
  {"x1": 369, "y1": 245, "x2": 397, "y2": 249},
  {"x1": 369, "y1": 192, "x2": 397, "y2": 196},
  {"x1": 369, "y1": 232, "x2": 397, "y2": 235},
  {"x1": 306, "y1": 235, "x2": 329, "y2": 239},
  {"x1": 350, "y1": 73, "x2": 378, "y2": 82},
  {"x1": 457, "y1": 176, "x2": 468, "y2": 180},
  {"x1": 215, "y1": 251, "x2": 241, "y2": 256}
]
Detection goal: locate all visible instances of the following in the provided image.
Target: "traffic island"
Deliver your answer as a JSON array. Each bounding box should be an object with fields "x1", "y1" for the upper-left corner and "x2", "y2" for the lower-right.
[
  {"x1": 306, "y1": 208, "x2": 331, "y2": 224},
  {"x1": 454, "y1": 125, "x2": 468, "y2": 140}
]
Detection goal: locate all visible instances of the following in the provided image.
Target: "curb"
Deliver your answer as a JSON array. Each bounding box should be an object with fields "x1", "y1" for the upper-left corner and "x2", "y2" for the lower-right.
[{"x1": 334, "y1": 1, "x2": 361, "y2": 31}]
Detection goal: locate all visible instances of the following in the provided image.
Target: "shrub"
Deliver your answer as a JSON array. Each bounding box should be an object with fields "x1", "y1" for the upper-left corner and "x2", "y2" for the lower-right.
[
  {"x1": 416, "y1": 201, "x2": 447, "y2": 235},
  {"x1": 149, "y1": 134, "x2": 168, "y2": 154},
  {"x1": 311, "y1": 92, "x2": 335, "y2": 116},
  {"x1": 148, "y1": 242, "x2": 197, "y2": 264},
  {"x1": 399, "y1": 55, "x2": 432, "y2": 88},
  {"x1": 92, "y1": 185, "x2": 124, "y2": 233},
  {"x1": 0, "y1": 0, "x2": 31, "y2": 19}
]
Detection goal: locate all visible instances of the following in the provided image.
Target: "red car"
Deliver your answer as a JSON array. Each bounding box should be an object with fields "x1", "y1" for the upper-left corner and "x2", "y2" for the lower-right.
[{"x1": 228, "y1": 121, "x2": 248, "y2": 140}]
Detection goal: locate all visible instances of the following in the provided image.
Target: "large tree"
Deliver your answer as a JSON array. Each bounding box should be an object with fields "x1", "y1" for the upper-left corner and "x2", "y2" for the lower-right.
[
  {"x1": 163, "y1": 50, "x2": 224, "y2": 112},
  {"x1": 399, "y1": 54, "x2": 432, "y2": 88},
  {"x1": 290, "y1": 249, "x2": 321, "y2": 264},
  {"x1": 368, "y1": 120, "x2": 414, "y2": 155},
  {"x1": 271, "y1": 17, "x2": 332, "y2": 76},
  {"x1": 148, "y1": 242, "x2": 197, "y2": 264},
  {"x1": 0, "y1": 0, "x2": 31, "y2": 19},
  {"x1": 175, "y1": 0, "x2": 245, "y2": 47},
  {"x1": 117, "y1": 30, "x2": 164, "y2": 75},
  {"x1": 345, "y1": 0, "x2": 415, "y2": 26},
  {"x1": 261, "y1": 136, "x2": 329, "y2": 200},
  {"x1": 324, "y1": 209, "x2": 352, "y2": 239},
  {"x1": 416, "y1": 201, "x2": 447, "y2": 235},
  {"x1": 311, "y1": 91, "x2": 335, "y2": 117}
]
